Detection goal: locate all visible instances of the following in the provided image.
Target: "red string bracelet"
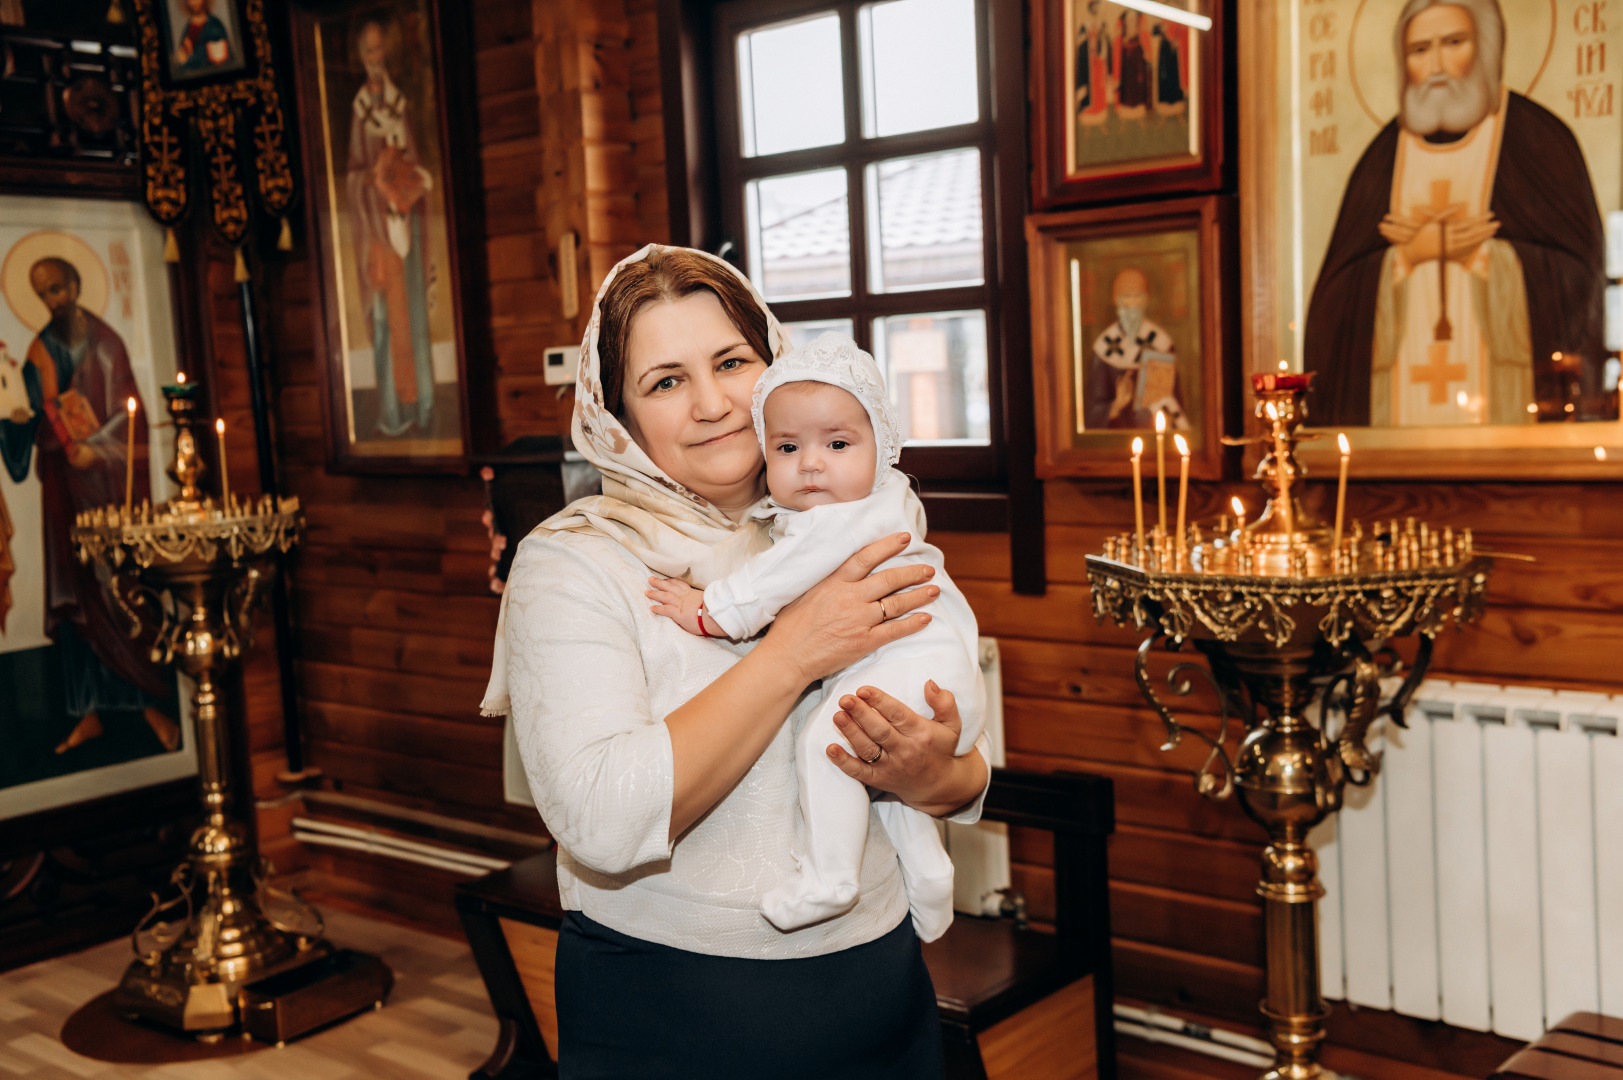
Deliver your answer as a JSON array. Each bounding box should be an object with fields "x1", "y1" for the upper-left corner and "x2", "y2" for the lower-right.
[{"x1": 697, "y1": 604, "x2": 714, "y2": 639}]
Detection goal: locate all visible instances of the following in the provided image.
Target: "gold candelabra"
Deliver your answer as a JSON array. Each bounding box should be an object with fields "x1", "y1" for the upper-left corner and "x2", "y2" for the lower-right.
[
  {"x1": 1085, "y1": 373, "x2": 1492, "y2": 1080},
  {"x1": 72, "y1": 380, "x2": 329, "y2": 1037}
]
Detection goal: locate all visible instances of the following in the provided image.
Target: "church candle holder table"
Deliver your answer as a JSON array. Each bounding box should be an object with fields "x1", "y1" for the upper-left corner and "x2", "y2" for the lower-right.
[
  {"x1": 1084, "y1": 372, "x2": 1493, "y2": 1080},
  {"x1": 70, "y1": 381, "x2": 332, "y2": 1036}
]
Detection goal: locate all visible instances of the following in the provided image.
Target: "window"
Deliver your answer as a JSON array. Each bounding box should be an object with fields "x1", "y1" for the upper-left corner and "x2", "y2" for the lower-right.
[{"x1": 715, "y1": 0, "x2": 1004, "y2": 484}]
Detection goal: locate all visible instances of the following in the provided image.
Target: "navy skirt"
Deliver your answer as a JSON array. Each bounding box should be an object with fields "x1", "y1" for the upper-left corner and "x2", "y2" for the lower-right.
[{"x1": 554, "y1": 911, "x2": 944, "y2": 1080}]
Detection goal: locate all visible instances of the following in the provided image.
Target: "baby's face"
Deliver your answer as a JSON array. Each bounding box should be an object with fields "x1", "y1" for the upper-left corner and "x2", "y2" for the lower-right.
[{"x1": 762, "y1": 382, "x2": 879, "y2": 511}]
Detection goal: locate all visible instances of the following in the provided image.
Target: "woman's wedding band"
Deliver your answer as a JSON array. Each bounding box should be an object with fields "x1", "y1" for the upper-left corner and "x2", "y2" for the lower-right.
[
  {"x1": 863, "y1": 747, "x2": 883, "y2": 764},
  {"x1": 875, "y1": 598, "x2": 889, "y2": 622}
]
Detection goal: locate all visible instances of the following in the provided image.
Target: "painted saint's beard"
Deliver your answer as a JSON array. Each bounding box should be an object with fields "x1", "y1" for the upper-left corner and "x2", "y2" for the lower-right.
[
  {"x1": 1402, "y1": 68, "x2": 1496, "y2": 136},
  {"x1": 1117, "y1": 304, "x2": 1145, "y2": 342}
]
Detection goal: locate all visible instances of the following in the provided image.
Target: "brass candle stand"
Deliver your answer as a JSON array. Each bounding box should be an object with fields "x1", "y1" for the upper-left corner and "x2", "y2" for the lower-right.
[
  {"x1": 72, "y1": 381, "x2": 330, "y2": 1036},
  {"x1": 1085, "y1": 373, "x2": 1492, "y2": 1080}
]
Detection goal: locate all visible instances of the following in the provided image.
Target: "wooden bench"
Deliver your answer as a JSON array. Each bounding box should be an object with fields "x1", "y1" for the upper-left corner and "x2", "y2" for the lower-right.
[
  {"x1": 1492, "y1": 1014, "x2": 1623, "y2": 1080},
  {"x1": 455, "y1": 767, "x2": 1115, "y2": 1080}
]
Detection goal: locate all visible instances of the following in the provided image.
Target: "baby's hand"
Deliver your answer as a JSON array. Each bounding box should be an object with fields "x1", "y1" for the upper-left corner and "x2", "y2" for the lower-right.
[{"x1": 646, "y1": 577, "x2": 715, "y2": 638}]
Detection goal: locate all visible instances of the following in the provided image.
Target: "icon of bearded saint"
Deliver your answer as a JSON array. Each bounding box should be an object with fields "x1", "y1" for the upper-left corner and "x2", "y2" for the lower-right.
[
  {"x1": 1086, "y1": 267, "x2": 1190, "y2": 431},
  {"x1": 1304, "y1": 0, "x2": 1606, "y2": 428}
]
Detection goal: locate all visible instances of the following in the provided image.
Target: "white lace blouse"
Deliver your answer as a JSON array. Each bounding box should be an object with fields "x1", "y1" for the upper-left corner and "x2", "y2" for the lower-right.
[{"x1": 503, "y1": 527, "x2": 989, "y2": 960}]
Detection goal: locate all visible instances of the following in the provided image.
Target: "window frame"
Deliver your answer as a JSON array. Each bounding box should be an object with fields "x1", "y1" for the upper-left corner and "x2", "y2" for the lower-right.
[
  {"x1": 713, "y1": 0, "x2": 1000, "y2": 483},
  {"x1": 659, "y1": 0, "x2": 1043, "y2": 590}
]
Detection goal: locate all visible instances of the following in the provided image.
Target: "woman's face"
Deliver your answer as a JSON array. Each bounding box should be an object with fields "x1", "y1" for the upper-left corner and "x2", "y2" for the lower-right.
[{"x1": 619, "y1": 290, "x2": 768, "y2": 511}]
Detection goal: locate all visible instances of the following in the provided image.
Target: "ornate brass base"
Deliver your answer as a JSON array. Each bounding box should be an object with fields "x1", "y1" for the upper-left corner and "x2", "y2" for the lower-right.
[{"x1": 115, "y1": 814, "x2": 331, "y2": 1034}]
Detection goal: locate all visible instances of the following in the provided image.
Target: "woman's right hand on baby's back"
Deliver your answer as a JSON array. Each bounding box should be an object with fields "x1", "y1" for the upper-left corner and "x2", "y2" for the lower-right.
[{"x1": 760, "y1": 533, "x2": 938, "y2": 689}]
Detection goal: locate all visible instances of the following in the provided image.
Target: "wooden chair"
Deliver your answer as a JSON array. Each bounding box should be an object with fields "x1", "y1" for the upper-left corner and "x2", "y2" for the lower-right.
[{"x1": 455, "y1": 767, "x2": 1115, "y2": 1080}]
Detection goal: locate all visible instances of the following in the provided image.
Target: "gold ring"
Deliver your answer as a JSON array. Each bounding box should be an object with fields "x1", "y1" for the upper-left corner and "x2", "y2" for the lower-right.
[
  {"x1": 876, "y1": 598, "x2": 889, "y2": 622},
  {"x1": 863, "y1": 747, "x2": 883, "y2": 764}
]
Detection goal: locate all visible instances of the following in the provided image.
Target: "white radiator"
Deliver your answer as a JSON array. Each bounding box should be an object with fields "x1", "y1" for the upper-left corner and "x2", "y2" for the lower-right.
[{"x1": 1311, "y1": 679, "x2": 1623, "y2": 1041}]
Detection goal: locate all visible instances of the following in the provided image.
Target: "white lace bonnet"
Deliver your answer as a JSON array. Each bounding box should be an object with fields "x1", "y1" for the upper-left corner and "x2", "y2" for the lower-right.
[{"x1": 750, "y1": 332, "x2": 902, "y2": 492}]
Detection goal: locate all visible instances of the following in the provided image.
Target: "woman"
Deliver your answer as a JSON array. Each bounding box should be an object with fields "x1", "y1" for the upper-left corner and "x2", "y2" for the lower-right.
[{"x1": 483, "y1": 245, "x2": 990, "y2": 1078}]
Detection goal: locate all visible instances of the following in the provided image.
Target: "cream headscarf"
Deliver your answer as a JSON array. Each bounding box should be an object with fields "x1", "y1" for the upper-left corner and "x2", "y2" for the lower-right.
[{"x1": 481, "y1": 244, "x2": 786, "y2": 716}]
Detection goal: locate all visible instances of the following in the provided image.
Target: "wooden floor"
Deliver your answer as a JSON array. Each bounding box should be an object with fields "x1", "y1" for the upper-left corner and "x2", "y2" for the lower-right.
[{"x1": 0, "y1": 907, "x2": 498, "y2": 1079}]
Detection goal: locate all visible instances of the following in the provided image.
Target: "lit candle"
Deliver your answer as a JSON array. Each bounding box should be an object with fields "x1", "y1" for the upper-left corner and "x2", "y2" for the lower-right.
[
  {"x1": 1154, "y1": 409, "x2": 1167, "y2": 537},
  {"x1": 1333, "y1": 433, "x2": 1351, "y2": 555},
  {"x1": 124, "y1": 396, "x2": 137, "y2": 514},
  {"x1": 1173, "y1": 433, "x2": 1190, "y2": 551},
  {"x1": 1231, "y1": 495, "x2": 1246, "y2": 540},
  {"x1": 1131, "y1": 437, "x2": 1145, "y2": 557},
  {"x1": 216, "y1": 418, "x2": 230, "y2": 511},
  {"x1": 176, "y1": 371, "x2": 186, "y2": 385},
  {"x1": 1278, "y1": 359, "x2": 1289, "y2": 372}
]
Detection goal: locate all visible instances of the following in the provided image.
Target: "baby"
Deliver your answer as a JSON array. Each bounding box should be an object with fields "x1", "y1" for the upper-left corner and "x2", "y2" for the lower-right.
[{"x1": 646, "y1": 333, "x2": 983, "y2": 942}]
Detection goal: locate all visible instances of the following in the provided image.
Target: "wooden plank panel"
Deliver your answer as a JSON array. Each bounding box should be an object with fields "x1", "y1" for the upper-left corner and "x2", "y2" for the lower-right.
[
  {"x1": 933, "y1": 531, "x2": 1010, "y2": 582},
  {"x1": 307, "y1": 741, "x2": 504, "y2": 810},
  {"x1": 294, "y1": 545, "x2": 492, "y2": 595},
  {"x1": 979, "y1": 975, "x2": 1097, "y2": 1080},
  {"x1": 1108, "y1": 825, "x2": 1262, "y2": 905},
  {"x1": 1114, "y1": 939, "x2": 1266, "y2": 1028},
  {"x1": 303, "y1": 702, "x2": 503, "y2": 769},
  {"x1": 298, "y1": 659, "x2": 488, "y2": 721},
  {"x1": 300, "y1": 502, "x2": 491, "y2": 554},
  {"x1": 1004, "y1": 752, "x2": 1256, "y2": 842},
  {"x1": 996, "y1": 639, "x2": 1225, "y2": 713},
  {"x1": 1432, "y1": 607, "x2": 1623, "y2": 684},
  {"x1": 501, "y1": 919, "x2": 561, "y2": 1060},
  {"x1": 294, "y1": 585, "x2": 500, "y2": 639},
  {"x1": 1110, "y1": 881, "x2": 1263, "y2": 968},
  {"x1": 1003, "y1": 695, "x2": 1232, "y2": 776},
  {"x1": 297, "y1": 624, "x2": 494, "y2": 684},
  {"x1": 961, "y1": 580, "x2": 1143, "y2": 646}
]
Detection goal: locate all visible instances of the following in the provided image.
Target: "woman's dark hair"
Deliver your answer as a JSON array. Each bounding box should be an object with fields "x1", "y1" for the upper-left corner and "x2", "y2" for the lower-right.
[{"x1": 597, "y1": 247, "x2": 774, "y2": 414}]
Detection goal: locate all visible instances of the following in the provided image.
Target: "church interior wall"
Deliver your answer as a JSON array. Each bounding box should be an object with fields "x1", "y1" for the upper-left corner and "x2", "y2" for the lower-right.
[{"x1": 164, "y1": 0, "x2": 1623, "y2": 1073}]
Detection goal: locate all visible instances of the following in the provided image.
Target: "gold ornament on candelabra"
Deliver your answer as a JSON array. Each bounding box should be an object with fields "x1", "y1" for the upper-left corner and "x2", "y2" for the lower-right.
[
  {"x1": 1086, "y1": 371, "x2": 1493, "y2": 1080},
  {"x1": 72, "y1": 378, "x2": 329, "y2": 1037}
]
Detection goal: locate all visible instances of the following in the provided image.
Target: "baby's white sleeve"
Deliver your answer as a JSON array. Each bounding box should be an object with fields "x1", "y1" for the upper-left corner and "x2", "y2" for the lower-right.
[{"x1": 703, "y1": 485, "x2": 906, "y2": 639}]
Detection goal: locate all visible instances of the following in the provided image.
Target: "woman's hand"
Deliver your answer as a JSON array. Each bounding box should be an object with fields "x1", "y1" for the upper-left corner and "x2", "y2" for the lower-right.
[
  {"x1": 757, "y1": 533, "x2": 938, "y2": 688},
  {"x1": 828, "y1": 682, "x2": 988, "y2": 818}
]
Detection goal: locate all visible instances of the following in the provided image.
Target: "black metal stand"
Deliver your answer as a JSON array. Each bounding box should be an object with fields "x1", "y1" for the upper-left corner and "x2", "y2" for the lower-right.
[{"x1": 237, "y1": 258, "x2": 308, "y2": 778}]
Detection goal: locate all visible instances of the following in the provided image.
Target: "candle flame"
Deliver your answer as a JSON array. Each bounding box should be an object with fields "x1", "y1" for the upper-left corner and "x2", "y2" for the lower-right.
[
  {"x1": 1155, "y1": 409, "x2": 1166, "y2": 433},
  {"x1": 1278, "y1": 359, "x2": 1289, "y2": 372},
  {"x1": 1338, "y1": 432, "x2": 1350, "y2": 455},
  {"x1": 216, "y1": 418, "x2": 225, "y2": 435},
  {"x1": 1265, "y1": 402, "x2": 1278, "y2": 420},
  {"x1": 1231, "y1": 496, "x2": 1244, "y2": 516},
  {"x1": 1173, "y1": 433, "x2": 1189, "y2": 456},
  {"x1": 126, "y1": 396, "x2": 136, "y2": 415},
  {"x1": 1598, "y1": 446, "x2": 1609, "y2": 461},
  {"x1": 176, "y1": 372, "x2": 186, "y2": 385},
  {"x1": 1131, "y1": 436, "x2": 1143, "y2": 456}
]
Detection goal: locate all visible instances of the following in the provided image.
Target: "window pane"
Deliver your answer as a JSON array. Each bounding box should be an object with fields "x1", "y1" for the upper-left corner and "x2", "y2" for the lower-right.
[
  {"x1": 866, "y1": 149, "x2": 983, "y2": 293},
  {"x1": 781, "y1": 318, "x2": 856, "y2": 351},
  {"x1": 860, "y1": 0, "x2": 978, "y2": 138},
  {"x1": 747, "y1": 169, "x2": 852, "y2": 301},
  {"x1": 738, "y1": 13, "x2": 845, "y2": 157},
  {"x1": 872, "y1": 310, "x2": 989, "y2": 445}
]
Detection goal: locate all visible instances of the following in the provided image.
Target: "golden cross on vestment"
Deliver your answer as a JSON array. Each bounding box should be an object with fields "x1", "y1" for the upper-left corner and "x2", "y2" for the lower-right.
[{"x1": 1409, "y1": 350, "x2": 1467, "y2": 403}]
